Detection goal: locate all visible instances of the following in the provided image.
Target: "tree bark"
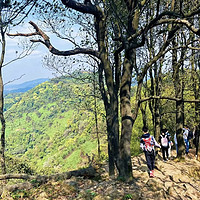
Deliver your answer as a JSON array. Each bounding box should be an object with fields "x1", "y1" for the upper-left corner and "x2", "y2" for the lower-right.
[
  {"x1": 172, "y1": 37, "x2": 185, "y2": 157},
  {"x1": 0, "y1": 20, "x2": 6, "y2": 175},
  {"x1": 118, "y1": 54, "x2": 134, "y2": 181}
]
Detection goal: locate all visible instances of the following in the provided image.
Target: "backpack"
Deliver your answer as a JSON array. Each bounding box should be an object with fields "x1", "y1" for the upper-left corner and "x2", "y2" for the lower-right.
[
  {"x1": 187, "y1": 131, "x2": 193, "y2": 140},
  {"x1": 161, "y1": 135, "x2": 168, "y2": 147},
  {"x1": 143, "y1": 136, "x2": 154, "y2": 152}
]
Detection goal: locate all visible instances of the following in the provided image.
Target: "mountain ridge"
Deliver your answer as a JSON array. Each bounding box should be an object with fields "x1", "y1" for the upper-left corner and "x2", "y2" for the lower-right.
[{"x1": 4, "y1": 78, "x2": 49, "y2": 94}]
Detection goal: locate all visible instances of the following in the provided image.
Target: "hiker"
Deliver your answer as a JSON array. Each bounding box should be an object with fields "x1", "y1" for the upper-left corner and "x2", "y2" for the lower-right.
[
  {"x1": 159, "y1": 129, "x2": 170, "y2": 161},
  {"x1": 183, "y1": 125, "x2": 190, "y2": 154},
  {"x1": 140, "y1": 126, "x2": 161, "y2": 178},
  {"x1": 174, "y1": 133, "x2": 178, "y2": 156},
  {"x1": 166, "y1": 129, "x2": 173, "y2": 158}
]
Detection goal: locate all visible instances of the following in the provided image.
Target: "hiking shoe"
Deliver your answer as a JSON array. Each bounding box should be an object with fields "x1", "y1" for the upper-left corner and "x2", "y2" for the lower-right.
[
  {"x1": 152, "y1": 170, "x2": 154, "y2": 176},
  {"x1": 150, "y1": 171, "x2": 154, "y2": 178}
]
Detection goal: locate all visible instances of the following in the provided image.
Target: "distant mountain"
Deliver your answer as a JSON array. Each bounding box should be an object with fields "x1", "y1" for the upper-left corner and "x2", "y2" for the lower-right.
[{"x1": 4, "y1": 78, "x2": 49, "y2": 94}]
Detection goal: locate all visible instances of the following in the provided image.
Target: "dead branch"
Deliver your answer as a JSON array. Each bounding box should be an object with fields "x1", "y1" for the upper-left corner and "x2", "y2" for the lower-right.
[
  {"x1": 0, "y1": 165, "x2": 97, "y2": 183},
  {"x1": 0, "y1": 166, "x2": 97, "y2": 193}
]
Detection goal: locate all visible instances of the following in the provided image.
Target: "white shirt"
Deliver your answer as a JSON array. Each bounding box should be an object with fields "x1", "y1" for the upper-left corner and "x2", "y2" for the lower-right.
[
  {"x1": 183, "y1": 128, "x2": 189, "y2": 140},
  {"x1": 174, "y1": 133, "x2": 177, "y2": 144}
]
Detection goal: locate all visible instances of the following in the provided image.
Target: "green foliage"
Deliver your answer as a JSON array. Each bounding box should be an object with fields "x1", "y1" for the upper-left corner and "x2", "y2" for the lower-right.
[
  {"x1": 10, "y1": 189, "x2": 29, "y2": 200},
  {"x1": 123, "y1": 193, "x2": 133, "y2": 200},
  {"x1": 4, "y1": 76, "x2": 107, "y2": 174},
  {"x1": 4, "y1": 156, "x2": 34, "y2": 175}
]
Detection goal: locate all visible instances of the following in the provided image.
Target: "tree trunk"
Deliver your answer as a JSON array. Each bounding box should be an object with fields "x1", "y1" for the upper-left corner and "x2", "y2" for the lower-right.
[
  {"x1": 190, "y1": 24, "x2": 200, "y2": 158},
  {"x1": 95, "y1": 10, "x2": 120, "y2": 176},
  {"x1": 106, "y1": 107, "x2": 119, "y2": 176},
  {"x1": 0, "y1": 23, "x2": 6, "y2": 175},
  {"x1": 118, "y1": 54, "x2": 134, "y2": 181},
  {"x1": 0, "y1": 71, "x2": 6, "y2": 175},
  {"x1": 172, "y1": 37, "x2": 185, "y2": 157},
  {"x1": 176, "y1": 100, "x2": 184, "y2": 157},
  {"x1": 98, "y1": 62, "x2": 120, "y2": 176},
  {"x1": 93, "y1": 67, "x2": 101, "y2": 159},
  {"x1": 154, "y1": 61, "x2": 162, "y2": 140}
]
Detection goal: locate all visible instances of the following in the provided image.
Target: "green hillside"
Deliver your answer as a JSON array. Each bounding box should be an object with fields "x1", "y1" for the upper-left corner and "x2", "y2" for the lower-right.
[{"x1": 4, "y1": 76, "x2": 107, "y2": 174}]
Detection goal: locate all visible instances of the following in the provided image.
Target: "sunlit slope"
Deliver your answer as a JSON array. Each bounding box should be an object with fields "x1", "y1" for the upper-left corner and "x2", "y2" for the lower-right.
[{"x1": 4, "y1": 77, "x2": 106, "y2": 174}]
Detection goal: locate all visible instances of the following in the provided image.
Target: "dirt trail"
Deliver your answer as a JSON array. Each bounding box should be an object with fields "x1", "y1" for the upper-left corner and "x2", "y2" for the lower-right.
[
  {"x1": 3, "y1": 149, "x2": 200, "y2": 200},
  {"x1": 129, "y1": 149, "x2": 200, "y2": 199},
  {"x1": 58, "y1": 149, "x2": 200, "y2": 200}
]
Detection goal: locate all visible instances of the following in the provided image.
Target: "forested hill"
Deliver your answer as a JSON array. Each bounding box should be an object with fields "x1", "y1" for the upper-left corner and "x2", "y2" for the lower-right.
[{"x1": 4, "y1": 76, "x2": 107, "y2": 174}]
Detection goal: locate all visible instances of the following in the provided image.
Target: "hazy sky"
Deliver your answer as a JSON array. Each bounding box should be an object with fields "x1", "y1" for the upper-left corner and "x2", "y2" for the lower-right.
[
  {"x1": 3, "y1": 46, "x2": 55, "y2": 85},
  {"x1": 2, "y1": 6, "x2": 86, "y2": 86},
  {"x1": 3, "y1": 21, "x2": 74, "y2": 85},
  {"x1": 3, "y1": 24, "x2": 55, "y2": 85}
]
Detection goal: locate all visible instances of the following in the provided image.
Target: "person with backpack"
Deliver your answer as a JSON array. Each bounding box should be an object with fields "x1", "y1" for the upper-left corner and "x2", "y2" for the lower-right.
[
  {"x1": 183, "y1": 125, "x2": 191, "y2": 154},
  {"x1": 165, "y1": 129, "x2": 173, "y2": 158},
  {"x1": 159, "y1": 129, "x2": 170, "y2": 161},
  {"x1": 140, "y1": 126, "x2": 161, "y2": 178}
]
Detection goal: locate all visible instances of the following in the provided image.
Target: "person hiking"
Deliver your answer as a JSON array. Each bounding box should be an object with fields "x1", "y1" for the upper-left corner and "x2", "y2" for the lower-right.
[
  {"x1": 174, "y1": 133, "x2": 178, "y2": 156},
  {"x1": 140, "y1": 126, "x2": 161, "y2": 178},
  {"x1": 159, "y1": 129, "x2": 170, "y2": 161},
  {"x1": 165, "y1": 129, "x2": 173, "y2": 158},
  {"x1": 183, "y1": 125, "x2": 190, "y2": 154}
]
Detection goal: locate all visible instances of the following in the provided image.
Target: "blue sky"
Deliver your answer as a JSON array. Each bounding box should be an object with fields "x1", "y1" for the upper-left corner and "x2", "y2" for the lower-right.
[
  {"x1": 3, "y1": 24, "x2": 55, "y2": 85},
  {"x1": 3, "y1": 22, "x2": 75, "y2": 85},
  {"x1": 2, "y1": 9, "x2": 89, "y2": 86}
]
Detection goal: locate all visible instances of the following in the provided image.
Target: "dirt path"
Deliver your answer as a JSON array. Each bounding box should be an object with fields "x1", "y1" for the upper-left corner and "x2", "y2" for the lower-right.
[
  {"x1": 59, "y1": 149, "x2": 200, "y2": 200},
  {"x1": 3, "y1": 149, "x2": 200, "y2": 200},
  {"x1": 129, "y1": 149, "x2": 200, "y2": 199}
]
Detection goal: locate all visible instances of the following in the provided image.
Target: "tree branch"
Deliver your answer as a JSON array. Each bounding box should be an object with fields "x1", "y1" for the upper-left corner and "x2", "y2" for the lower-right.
[
  {"x1": 7, "y1": 21, "x2": 100, "y2": 58},
  {"x1": 140, "y1": 96, "x2": 200, "y2": 103},
  {"x1": 156, "y1": 19, "x2": 200, "y2": 36},
  {"x1": 61, "y1": 0, "x2": 101, "y2": 17}
]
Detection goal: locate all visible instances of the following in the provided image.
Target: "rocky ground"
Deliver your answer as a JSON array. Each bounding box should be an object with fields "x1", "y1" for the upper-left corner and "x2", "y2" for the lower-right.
[{"x1": 2, "y1": 149, "x2": 200, "y2": 200}]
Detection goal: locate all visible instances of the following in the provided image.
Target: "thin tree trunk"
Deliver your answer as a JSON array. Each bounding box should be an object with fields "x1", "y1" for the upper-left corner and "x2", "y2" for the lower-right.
[
  {"x1": 172, "y1": 37, "x2": 185, "y2": 157},
  {"x1": 0, "y1": 36, "x2": 6, "y2": 174},
  {"x1": 93, "y1": 67, "x2": 101, "y2": 159},
  {"x1": 195, "y1": 103, "x2": 200, "y2": 158}
]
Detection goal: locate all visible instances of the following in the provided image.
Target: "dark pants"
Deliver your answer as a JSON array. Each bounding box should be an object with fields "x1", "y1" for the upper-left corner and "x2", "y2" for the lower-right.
[
  {"x1": 144, "y1": 151, "x2": 155, "y2": 171},
  {"x1": 161, "y1": 146, "x2": 169, "y2": 160}
]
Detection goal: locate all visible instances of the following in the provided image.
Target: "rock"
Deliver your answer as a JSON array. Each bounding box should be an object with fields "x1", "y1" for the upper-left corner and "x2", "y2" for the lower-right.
[
  {"x1": 140, "y1": 165, "x2": 148, "y2": 172},
  {"x1": 153, "y1": 190, "x2": 166, "y2": 199},
  {"x1": 164, "y1": 181, "x2": 173, "y2": 190},
  {"x1": 146, "y1": 179, "x2": 163, "y2": 191},
  {"x1": 171, "y1": 174, "x2": 182, "y2": 182},
  {"x1": 167, "y1": 186, "x2": 177, "y2": 196},
  {"x1": 179, "y1": 175, "x2": 190, "y2": 183},
  {"x1": 37, "y1": 192, "x2": 48, "y2": 200},
  {"x1": 155, "y1": 161, "x2": 164, "y2": 171}
]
